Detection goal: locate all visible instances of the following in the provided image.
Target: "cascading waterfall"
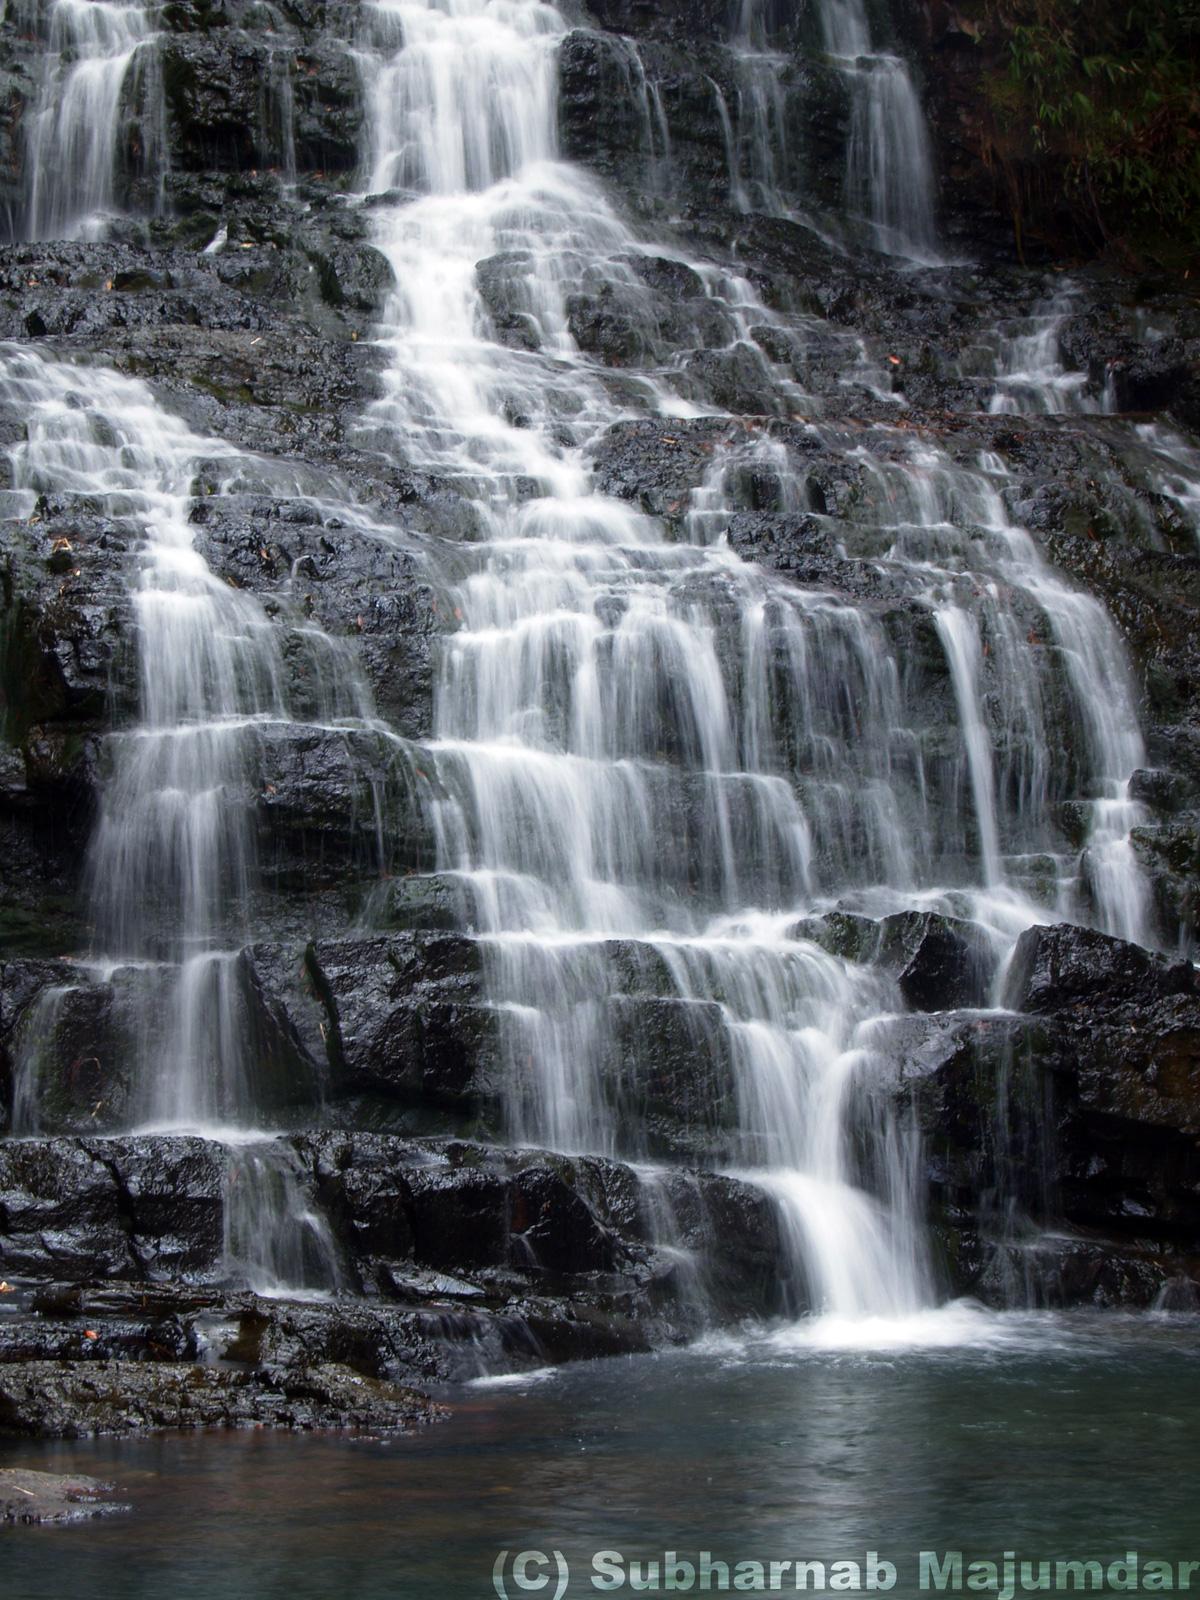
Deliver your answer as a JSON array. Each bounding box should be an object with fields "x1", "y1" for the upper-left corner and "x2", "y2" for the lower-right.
[
  {"x1": 839, "y1": 440, "x2": 1152, "y2": 948},
  {"x1": 988, "y1": 295, "x2": 1111, "y2": 416},
  {"x1": 0, "y1": 344, "x2": 383, "y2": 1292},
  {"x1": 3, "y1": 0, "x2": 1170, "y2": 1335},
  {"x1": 346, "y1": 2, "x2": 906, "y2": 1322},
  {"x1": 726, "y1": 0, "x2": 793, "y2": 217},
  {"x1": 720, "y1": 0, "x2": 940, "y2": 259},
  {"x1": 348, "y1": 0, "x2": 1160, "y2": 1322},
  {"x1": 815, "y1": 0, "x2": 939, "y2": 260},
  {"x1": 4, "y1": 350, "x2": 280, "y2": 1128},
  {"x1": 1137, "y1": 424, "x2": 1200, "y2": 545},
  {"x1": 15, "y1": 0, "x2": 161, "y2": 241}
]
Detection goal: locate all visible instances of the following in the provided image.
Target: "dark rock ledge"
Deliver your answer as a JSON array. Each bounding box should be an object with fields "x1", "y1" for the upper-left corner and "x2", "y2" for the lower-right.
[{"x1": 0, "y1": 1132, "x2": 785, "y2": 1436}]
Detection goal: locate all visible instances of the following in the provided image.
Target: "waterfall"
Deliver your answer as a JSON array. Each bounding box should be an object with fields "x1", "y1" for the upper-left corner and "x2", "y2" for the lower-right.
[
  {"x1": 718, "y1": 0, "x2": 940, "y2": 259},
  {"x1": 988, "y1": 295, "x2": 1109, "y2": 415},
  {"x1": 815, "y1": 0, "x2": 939, "y2": 260},
  {"x1": 345, "y1": 0, "x2": 1158, "y2": 1322},
  {"x1": 726, "y1": 0, "x2": 793, "y2": 217},
  {"x1": 353, "y1": 0, "x2": 937, "y2": 1318},
  {"x1": 0, "y1": 343, "x2": 396, "y2": 1290},
  {"x1": 842, "y1": 440, "x2": 1152, "y2": 946},
  {"x1": 3, "y1": 0, "x2": 1169, "y2": 1336},
  {"x1": 1136, "y1": 424, "x2": 1200, "y2": 546},
  {"x1": 15, "y1": 0, "x2": 160, "y2": 241},
  {"x1": 4, "y1": 350, "x2": 277, "y2": 1126},
  {"x1": 222, "y1": 1139, "x2": 347, "y2": 1297}
]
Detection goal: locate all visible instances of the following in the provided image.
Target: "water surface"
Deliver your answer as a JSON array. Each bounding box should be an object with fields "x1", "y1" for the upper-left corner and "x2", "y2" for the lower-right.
[{"x1": 4, "y1": 1311, "x2": 1198, "y2": 1599}]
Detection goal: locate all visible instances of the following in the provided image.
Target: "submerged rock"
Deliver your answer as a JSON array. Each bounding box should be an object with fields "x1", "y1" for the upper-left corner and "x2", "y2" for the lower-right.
[{"x1": 0, "y1": 1467, "x2": 129, "y2": 1522}]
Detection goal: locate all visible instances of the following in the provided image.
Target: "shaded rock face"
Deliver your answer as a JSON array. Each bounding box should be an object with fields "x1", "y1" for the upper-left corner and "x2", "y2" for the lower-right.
[
  {"x1": 905, "y1": 924, "x2": 1200, "y2": 1306},
  {"x1": 0, "y1": 1133, "x2": 785, "y2": 1432},
  {"x1": 0, "y1": 0, "x2": 1197, "y2": 1440}
]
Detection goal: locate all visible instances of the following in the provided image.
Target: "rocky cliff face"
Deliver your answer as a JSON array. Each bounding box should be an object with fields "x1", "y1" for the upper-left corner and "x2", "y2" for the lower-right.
[{"x1": 0, "y1": 0, "x2": 1198, "y2": 1436}]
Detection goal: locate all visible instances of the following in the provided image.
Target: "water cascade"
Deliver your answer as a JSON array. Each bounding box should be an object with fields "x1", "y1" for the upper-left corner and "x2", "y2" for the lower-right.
[
  {"x1": 725, "y1": 0, "x2": 794, "y2": 217},
  {"x1": 0, "y1": 0, "x2": 1181, "y2": 1345},
  {"x1": 814, "y1": 0, "x2": 939, "y2": 259},
  {"x1": 0, "y1": 343, "x2": 401, "y2": 1290},
  {"x1": 703, "y1": 0, "x2": 942, "y2": 259},
  {"x1": 14, "y1": 0, "x2": 161, "y2": 241},
  {"x1": 346, "y1": 0, "x2": 1152, "y2": 1319}
]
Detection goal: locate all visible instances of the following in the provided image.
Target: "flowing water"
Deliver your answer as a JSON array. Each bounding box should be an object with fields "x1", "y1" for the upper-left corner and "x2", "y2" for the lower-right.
[
  {"x1": 0, "y1": 344, "x2": 398, "y2": 1283},
  {"x1": 814, "y1": 0, "x2": 939, "y2": 260},
  {"x1": 14, "y1": 0, "x2": 160, "y2": 241},
  {"x1": 725, "y1": 0, "x2": 794, "y2": 217},
  {"x1": 723, "y1": 0, "x2": 940, "y2": 259},
  {"x1": 4, "y1": 12, "x2": 1199, "y2": 1597},
  {"x1": 0, "y1": 0, "x2": 1178, "y2": 1325},
  {"x1": 342, "y1": 0, "x2": 1153, "y2": 1319}
]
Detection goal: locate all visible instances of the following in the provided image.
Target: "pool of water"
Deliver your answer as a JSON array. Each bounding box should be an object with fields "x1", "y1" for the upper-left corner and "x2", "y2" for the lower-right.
[{"x1": 3, "y1": 1308, "x2": 1198, "y2": 1599}]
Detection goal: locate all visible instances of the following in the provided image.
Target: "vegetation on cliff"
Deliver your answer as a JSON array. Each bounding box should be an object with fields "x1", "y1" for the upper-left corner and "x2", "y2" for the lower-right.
[{"x1": 967, "y1": 0, "x2": 1200, "y2": 264}]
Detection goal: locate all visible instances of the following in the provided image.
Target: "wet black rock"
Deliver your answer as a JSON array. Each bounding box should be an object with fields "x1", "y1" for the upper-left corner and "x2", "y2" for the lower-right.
[
  {"x1": 0, "y1": 504, "x2": 132, "y2": 732},
  {"x1": 725, "y1": 512, "x2": 908, "y2": 605},
  {"x1": 1060, "y1": 310, "x2": 1200, "y2": 432},
  {"x1": 370, "y1": 873, "x2": 466, "y2": 933},
  {"x1": 1007, "y1": 922, "x2": 1198, "y2": 1015},
  {"x1": 0, "y1": 1358, "x2": 441, "y2": 1437},
  {"x1": 795, "y1": 911, "x2": 993, "y2": 1011},
  {"x1": 591, "y1": 418, "x2": 735, "y2": 520},
  {"x1": 0, "y1": 1137, "x2": 144, "y2": 1280},
  {"x1": 154, "y1": 1, "x2": 364, "y2": 181},
  {"x1": 0, "y1": 1131, "x2": 788, "y2": 1432},
  {"x1": 903, "y1": 926, "x2": 1200, "y2": 1305},
  {"x1": 880, "y1": 913, "x2": 993, "y2": 1011},
  {"x1": 305, "y1": 936, "x2": 502, "y2": 1111},
  {"x1": 609, "y1": 995, "x2": 735, "y2": 1158},
  {"x1": 556, "y1": 31, "x2": 666, "y2": 199}
]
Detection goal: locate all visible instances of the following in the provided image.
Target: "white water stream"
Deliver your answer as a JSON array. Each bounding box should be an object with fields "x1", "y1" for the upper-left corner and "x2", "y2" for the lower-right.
[{"x1": 0, "y1": 0, "x2": 1171, "y2": 1329}]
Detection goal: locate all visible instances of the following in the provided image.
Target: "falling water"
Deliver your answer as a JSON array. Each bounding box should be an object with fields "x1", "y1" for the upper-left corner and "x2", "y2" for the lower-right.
[
  {"x1": 837, "y1": 439, "x2": 1152, "y2": 946},
  {"x1": 1135, "y1": 423, "x2": 1200, "y2": 546},
  {"x1": 0, "y1": 343, "x2": 399, "y2": 1288},
  {"x1": 725, "y1": 0, "x2": 793, "y2": 216},
  {"x1": 351, "y1": 0, "x2": 945, "y2": 1320},
  {"x1": 988, "y1": 295, "x2": 1109, "y2": 416},
  {"x1": 815, "y1": 0, "x2": 939, "y2": 260},
  {"x1": 16, "y1": 0, "x2": 159, "y2": 241},
  {"x1": 3, "y1": 350, "x2": 278, "y2": 1126},
  {"x1": 223, "y1": 1139, "x2": 347, "y2": 1296},
  {"x1": 3, "y1": 0, "x2": 1167, "y2": 1331}
]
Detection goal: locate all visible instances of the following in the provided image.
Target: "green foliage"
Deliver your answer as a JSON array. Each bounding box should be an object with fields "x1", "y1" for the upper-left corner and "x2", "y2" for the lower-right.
[{"x1": 977, "y1": 0, "x2": 1200, "y2": 260}]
